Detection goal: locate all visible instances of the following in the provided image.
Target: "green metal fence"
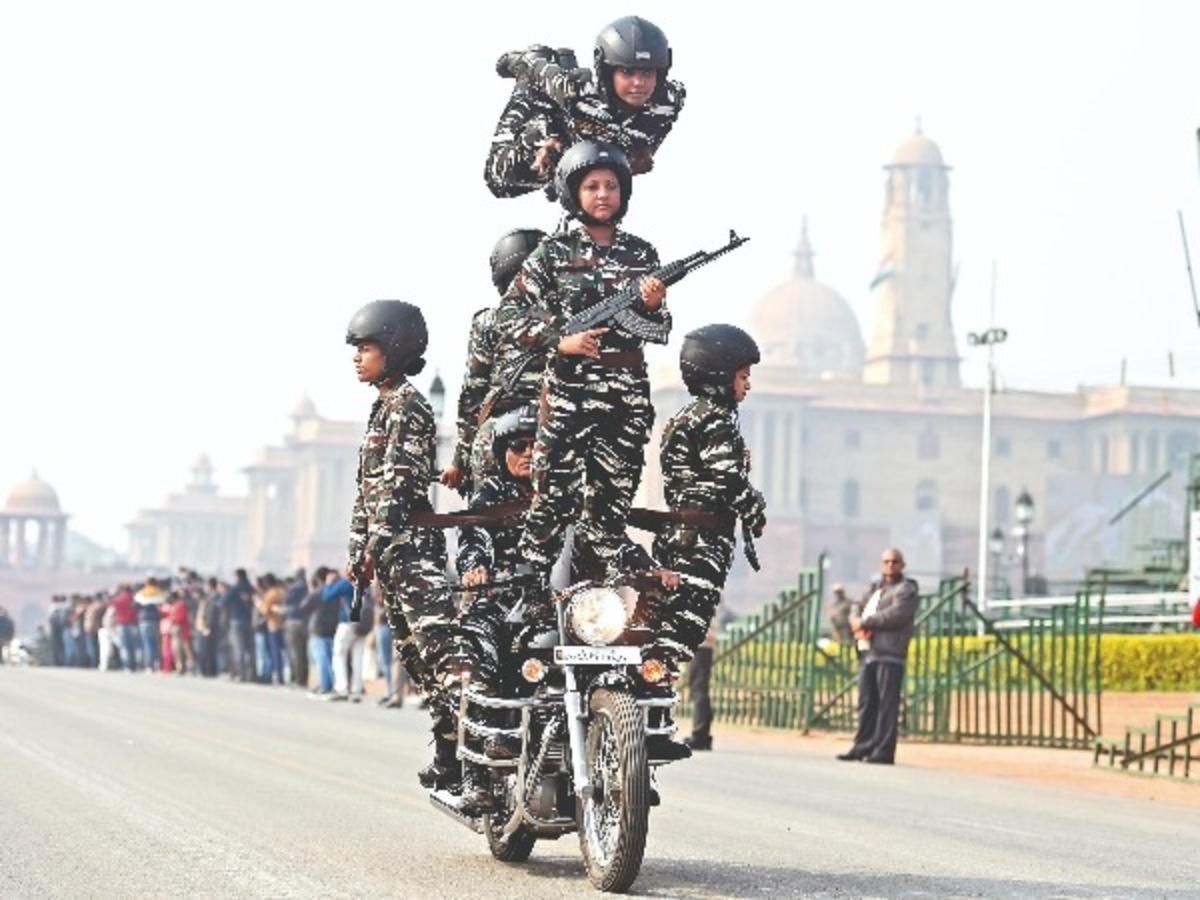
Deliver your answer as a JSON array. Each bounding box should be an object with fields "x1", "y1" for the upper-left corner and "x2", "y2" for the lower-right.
[
  {"x1": 1094, "y1": 701, "x2": 1200, "y2": 781},
  {"x1": 686, "y1": 568, "x2": 1106, "y2": 749}
]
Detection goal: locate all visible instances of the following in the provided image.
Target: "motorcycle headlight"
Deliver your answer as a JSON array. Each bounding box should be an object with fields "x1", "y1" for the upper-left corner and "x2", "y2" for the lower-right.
[{"x1": 568, "y1": 587, "x2": 627, "y2": 647}]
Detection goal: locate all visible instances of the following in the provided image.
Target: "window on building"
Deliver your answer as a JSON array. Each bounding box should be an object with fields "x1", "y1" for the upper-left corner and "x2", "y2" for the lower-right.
[
  {"x1": 798, "y1": 478, "x2": 807, "y2": 511},
  {"x1": 921, "y1": 361, "x2": 936, "y2": 386},
  {"x1": 918, "y1": 427, "x2": 940, "y2": 460},
  {"x1": 842, "y1": 479, "x2": 860, "y2": 518},
  {"x1": 845, "y1": 429, "x2": 861, "y2": 449},
  {"x1": 995, "y1": 485, "x2": 1010, "y2": 524},
  {"x1": 844, "y1": 555, "x2": 861, "y2": 580},
  {"x1": 915, "y1": 323, "x2": 930, "y2": 342},
  {"x1": 762, "y1": 414, "x2": 776, "y2": 504},
  {"x1": 995, "y1": 436, "x2": 1011, "y2": 457},
  {"x1": 916, "y1": 479, "x2": 937, "y2": 511},
  {"x1": 1130, "y1": 433, "x2": 1141, "y2": 474},
  {"x1": 1147, "y1": 432, "x2": 1160, "y2": 472},
  {"x1": 1095, "y1": 436, "x2": 1110, "y2": 474},
  {"x1": 1047, "y1": 439, "x2": 1062, "y2": 460},
  {"x1": 1167, "y1": 431, "x2": 1197, "y2": 467}
]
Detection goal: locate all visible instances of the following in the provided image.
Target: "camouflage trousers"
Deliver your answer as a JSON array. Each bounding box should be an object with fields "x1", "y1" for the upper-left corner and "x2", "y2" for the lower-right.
[
  {"x1": 456, "y1": 587, "x2": 517, "y2": 693},
  {"x1": 639, "y1": 528, "x2": 735, "y2": 663},
  {"x1": 467, "y1": 417, "x2": 499, "y2": 495},
  {"x1": 521, "y1": 368, "x2": 653, "y2": 576},
  {"x1": 376, "y1": 536, "x2": 460, "y2": 738}
]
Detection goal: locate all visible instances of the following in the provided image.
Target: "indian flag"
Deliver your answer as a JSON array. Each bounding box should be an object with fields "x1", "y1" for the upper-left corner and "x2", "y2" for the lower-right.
[{"x1": 869, "y1": 255, "x2": 895, "y2": 289}]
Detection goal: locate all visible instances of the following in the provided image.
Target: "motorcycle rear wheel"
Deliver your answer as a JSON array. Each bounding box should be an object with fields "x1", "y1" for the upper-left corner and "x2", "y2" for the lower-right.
[{"x1": 576, "y1": 688, "x2": 650, "y2": 893}]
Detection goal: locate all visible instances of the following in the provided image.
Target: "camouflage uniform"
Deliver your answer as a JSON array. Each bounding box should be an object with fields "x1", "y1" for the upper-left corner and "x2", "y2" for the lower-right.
[
  {"x1": 484, "y1": 79, "x2": 572, "y2": 199},
  {"x1": 349, "y1": 379, "x2": 459, "y2": 726},
  {"x1": 483, "y1": 56, "x2": 685, "y2": 198},
  {"x1": 455, "y1": 307, "x2": 555, "y2": 494},
  {"x1": 495, "y1": 225, "x2": 669, "y2": 576},
  {"x1": 455, "y1": 475, "x2": 532, "y2": 690},
  {"x1": 647, "y1": 393, "x2": 765, "y2": 661},
  {"x1": 451, "y1": 308, "x2": 499, "y2": 495}
]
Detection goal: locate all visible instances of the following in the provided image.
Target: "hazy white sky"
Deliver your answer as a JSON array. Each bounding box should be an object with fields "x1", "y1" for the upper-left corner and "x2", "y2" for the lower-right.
[{"x1": 2, "y1": 0, "x2": 1198, "y2": 548}]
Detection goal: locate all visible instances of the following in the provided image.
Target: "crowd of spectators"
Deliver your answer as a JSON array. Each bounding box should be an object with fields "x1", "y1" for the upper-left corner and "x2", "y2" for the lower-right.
[{"x1": 14, "y1": 566, "x2": 407, "y2": 706}]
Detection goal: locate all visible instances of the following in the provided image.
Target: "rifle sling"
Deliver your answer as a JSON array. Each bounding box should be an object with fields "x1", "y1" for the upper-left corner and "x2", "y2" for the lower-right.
[
  {"x1": 626, "y1": 507, "x2": 734, "y2": 532},
  {"x1": 409, "y1": 499, "x2": 529, "y2": 528}
]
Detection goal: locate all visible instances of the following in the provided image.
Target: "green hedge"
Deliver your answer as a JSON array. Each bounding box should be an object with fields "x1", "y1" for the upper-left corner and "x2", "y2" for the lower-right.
[{"x1": 1098, "y1": 634, "x2": 1200, "y2": 691}]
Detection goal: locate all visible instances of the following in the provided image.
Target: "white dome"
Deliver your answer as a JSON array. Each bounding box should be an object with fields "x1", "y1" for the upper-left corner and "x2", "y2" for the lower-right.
[
  {"x1": 5, "y1": 471, "x2": 62, "y2": 515},
  {"x1": 747, "y1": 225, "x2": 865, "y2": 381},
  {"x1": 888, "y1": 131, "x2": 946, "y2": 168}
]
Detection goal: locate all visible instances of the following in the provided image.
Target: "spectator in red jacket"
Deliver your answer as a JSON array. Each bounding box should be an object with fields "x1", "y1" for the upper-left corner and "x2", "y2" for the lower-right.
[
  {"x1": 110, "y1": 586, "x2": 140, "y2": 671},
  {"x1": 168, "y1": 591, "x2": 196, "y2": 674}
]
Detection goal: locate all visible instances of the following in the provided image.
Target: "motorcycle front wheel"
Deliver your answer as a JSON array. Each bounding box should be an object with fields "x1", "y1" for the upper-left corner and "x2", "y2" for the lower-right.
[{"x1": 576, "y1": 688, "x2": 650, "y2": 893}]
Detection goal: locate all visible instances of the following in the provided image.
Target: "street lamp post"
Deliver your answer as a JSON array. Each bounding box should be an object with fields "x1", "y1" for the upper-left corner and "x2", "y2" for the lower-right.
[
  {"x1": 1014, "y1": 488, "x2": 1034, "y2": 595},
  {"x1": 967, "y1": 284, "x2": 1008, "y2": 617},
  {"x1": 988, "y1": 526, "x2": 1005, "y2": 597},
  {"x1": 429, "y1": 372, "x2": 446, "y2": 422}
]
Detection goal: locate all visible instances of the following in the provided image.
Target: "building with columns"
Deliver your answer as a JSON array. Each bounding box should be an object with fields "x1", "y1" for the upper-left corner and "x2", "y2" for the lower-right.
[
  {"x1": 645, "y1": 129, "x2": 1200, "y2": 611},
  {"x1": 127, "y1": 455, "x2": 248, "y2": 574},
  {"x1": 1, "y1": 472, "x2": 68, "y2": 570},
  {"x1": 126, "y1": 384, "x2": 460, "y2": 576}
]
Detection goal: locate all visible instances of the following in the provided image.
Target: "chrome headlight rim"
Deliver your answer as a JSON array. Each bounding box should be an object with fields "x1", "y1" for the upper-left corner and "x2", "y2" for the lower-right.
[{"x1": 567, "y1": 586, "x2": 628, "y2": 647}]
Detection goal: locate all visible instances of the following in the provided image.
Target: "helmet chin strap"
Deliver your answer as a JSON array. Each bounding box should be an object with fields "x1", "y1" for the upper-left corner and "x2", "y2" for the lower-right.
[{"x1": 574, "y1": 210, "x2": 623, "y2": 228}]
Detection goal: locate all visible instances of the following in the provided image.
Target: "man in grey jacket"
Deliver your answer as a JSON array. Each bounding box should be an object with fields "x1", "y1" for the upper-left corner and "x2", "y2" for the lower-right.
[{"x1": 837, "y1": 548, "x2": 919, "y2": 765}]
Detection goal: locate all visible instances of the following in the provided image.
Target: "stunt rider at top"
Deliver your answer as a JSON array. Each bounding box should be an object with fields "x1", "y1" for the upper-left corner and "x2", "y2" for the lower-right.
[{"x1": 485, "y1": 16, "x2": 685, "y2": 199}]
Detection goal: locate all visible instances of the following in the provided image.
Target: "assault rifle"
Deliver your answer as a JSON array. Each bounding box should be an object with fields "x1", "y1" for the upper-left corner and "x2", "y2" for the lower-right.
[{"x1": 561, "y1": 230, "x2": 749, "y2": 341}]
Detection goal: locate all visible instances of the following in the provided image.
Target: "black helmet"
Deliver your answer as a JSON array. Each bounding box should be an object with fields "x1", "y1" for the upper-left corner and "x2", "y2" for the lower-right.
[
  {"x1": 680, "y1": 324, "x2": 760, "y2": 396},
  {"x1": 345, "y1": 300, "x2": 428, "y2": 379},
  {"x1": 554, "y1": 140, "x2": 632, "y2": 224},
  {"x1": 489, "y1": 228, "x2": 546, "y2": 294},
  {"x1": 594, "y1": 16, "x2": 671, "y2": 100},
  {"x1": 491, "y1": 402, "x2": 539, "y2": 472}
]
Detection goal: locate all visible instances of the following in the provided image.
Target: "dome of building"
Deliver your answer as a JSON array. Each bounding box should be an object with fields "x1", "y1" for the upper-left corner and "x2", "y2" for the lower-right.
[
  {"x1": 747, "y1": 222, "x2": 866, "y2": 381},
  {"x1": 292, "y1": 395, "x2": 317, "y2": 419},
  {"x1": 4, "y1": 471, "x2": 62, "y2": 515},
  {"x1": 888, "y1": 130, "x2": 945, "y2": 168}
]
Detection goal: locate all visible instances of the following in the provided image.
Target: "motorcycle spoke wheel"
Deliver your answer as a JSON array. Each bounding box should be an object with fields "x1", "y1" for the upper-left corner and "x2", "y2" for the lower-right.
[{"x1": 577, "y1": 689, "x2": 649, "y2": 892}]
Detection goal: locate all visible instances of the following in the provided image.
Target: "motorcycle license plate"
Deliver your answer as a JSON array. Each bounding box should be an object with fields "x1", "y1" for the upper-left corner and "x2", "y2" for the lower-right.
[{"x1": 554, "y1": 646, "x2": 642, "y2": 666}]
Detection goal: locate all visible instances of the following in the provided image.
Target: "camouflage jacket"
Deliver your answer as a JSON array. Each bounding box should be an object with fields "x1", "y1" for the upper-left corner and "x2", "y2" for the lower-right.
[
  {"x1": 348, "y1": 379, "x2": 438, "y2": 565},
  {"x1": 453, "y1": 308, "x2": 499, "y2": 470},
  {"x1": 660, "y1": 396, "x2": 765, "y2": 525},
  {"x1": 495, "y1": 225, "x2": 670, "y2": 366},
  {"x1": 522, "y1": 58, "x2": 686, "y2": 176},
  {"x1": 484, "y1": 83, "x2": 572, "y2": 198},
  {"x1": 455, "y1": 475, "x2": 531, "y2": 578}
]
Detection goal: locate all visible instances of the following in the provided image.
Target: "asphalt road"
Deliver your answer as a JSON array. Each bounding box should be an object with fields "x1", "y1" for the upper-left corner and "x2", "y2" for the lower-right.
[{"x1": 1, "y1": 667, "x2": 1197, "y2": 899}]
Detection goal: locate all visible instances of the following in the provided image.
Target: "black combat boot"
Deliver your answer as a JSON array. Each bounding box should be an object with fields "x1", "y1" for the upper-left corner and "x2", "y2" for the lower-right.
[
  {"x1": 459, "y1": 763, "x2": 496, "y2": 815},
  {"x1": 418, "y1": 735, "x2": 461, "y2": 791}
]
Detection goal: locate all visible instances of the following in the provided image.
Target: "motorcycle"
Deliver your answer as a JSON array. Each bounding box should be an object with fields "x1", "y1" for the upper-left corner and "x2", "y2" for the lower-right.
[{"x1": 429, "y1": 572, "x2": 684, "y2": 893}]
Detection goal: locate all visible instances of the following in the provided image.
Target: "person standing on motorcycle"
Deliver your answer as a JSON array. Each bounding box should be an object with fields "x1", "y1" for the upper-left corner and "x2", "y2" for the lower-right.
[
  {"x1": 643, "y1": 325, "x2": 766, "y2": 677},
  {"x1": 495, "y1": 140, "x2": 669, "y2": 582},
  {"x1": 441, "y1": 228, "x2": 546, "y2": 497},
  {"x1": 345, "y1": 300, "x2": 468, "y2": 789},
  {"x1": 485, "y1": 16, "x2": 685, "y2": 199}
]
